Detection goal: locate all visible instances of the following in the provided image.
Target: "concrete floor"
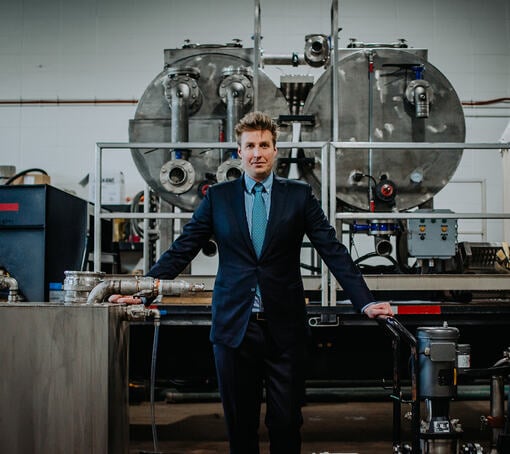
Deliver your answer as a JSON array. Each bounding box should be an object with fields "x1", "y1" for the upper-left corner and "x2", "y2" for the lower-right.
[{"x1": 129, "y1": 399, "x2": 492, "y2": 453}]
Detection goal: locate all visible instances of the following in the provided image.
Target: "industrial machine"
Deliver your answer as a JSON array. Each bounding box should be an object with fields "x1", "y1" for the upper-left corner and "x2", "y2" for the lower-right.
[
  {"x1": 0, "y1": 185, "x2": 88, "y2": 302},
  {"x1": 382, "y1": 317, "x2": 510, "y2": 454},
  {"x1": 3, "y1": 1, "x2": 509, "y2": 453},
  {"x1": 125, "y1": 30, "x2": 469, "y2": 277}
]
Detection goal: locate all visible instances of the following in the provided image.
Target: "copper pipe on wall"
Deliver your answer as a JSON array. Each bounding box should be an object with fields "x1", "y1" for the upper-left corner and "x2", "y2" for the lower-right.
[{"x1": 0, "y1": 99, "x2": 138, "y2": 106}]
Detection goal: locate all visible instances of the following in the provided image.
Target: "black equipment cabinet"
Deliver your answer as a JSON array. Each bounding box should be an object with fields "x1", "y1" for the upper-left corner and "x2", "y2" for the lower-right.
[{"x1": 0, "y1": 185, "x2": 88, "y2": 301}]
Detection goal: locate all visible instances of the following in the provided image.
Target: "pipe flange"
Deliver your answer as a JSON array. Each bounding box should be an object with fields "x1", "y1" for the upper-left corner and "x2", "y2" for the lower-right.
[
  {"x1": 216, "y1": 159, "x2": 243, "y2": 183},
  {"x1": 304, "y1": 34, "x2": 330, "y2": 67},
  {"x1": 160, "y1": 159, "x2": 196, "y2": 194},
  {"x1": 63, "y1": 270, "x2": 105, "y2": 304},
  {"x1": 162, "y1": 67, "x2": 202, "y2": 115},
  {"x1": 368, "y1": 220, "x2": 398, "y2": 236},
  {"x1": 219, "y1": 72, "x2": 253, "y2": 107}
]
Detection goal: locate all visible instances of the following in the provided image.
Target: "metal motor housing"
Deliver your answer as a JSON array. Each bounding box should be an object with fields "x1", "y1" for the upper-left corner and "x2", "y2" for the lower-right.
[{"x1": 417, "y1": 324, "x2": 459, "y2": 399}]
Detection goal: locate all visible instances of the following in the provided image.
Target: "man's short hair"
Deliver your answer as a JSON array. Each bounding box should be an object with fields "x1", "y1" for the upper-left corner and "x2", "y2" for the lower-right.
[{"x1": 235, "y1": 111, "x2": 279, "y2": 146}]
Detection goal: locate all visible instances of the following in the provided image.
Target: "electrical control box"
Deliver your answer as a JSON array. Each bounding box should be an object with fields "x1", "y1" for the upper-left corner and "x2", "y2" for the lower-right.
[{"x1": 407, "y1": 209, "x2": 457, "y2": 259}]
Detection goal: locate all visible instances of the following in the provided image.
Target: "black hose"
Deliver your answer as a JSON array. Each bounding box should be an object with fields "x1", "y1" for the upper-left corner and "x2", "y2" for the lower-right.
[
  {"x1": 354, "y1": 251, "x2": 404, "y2": 274},
  {"x1": 4, "y1": 168, "x2": 48, "y2": 185}
]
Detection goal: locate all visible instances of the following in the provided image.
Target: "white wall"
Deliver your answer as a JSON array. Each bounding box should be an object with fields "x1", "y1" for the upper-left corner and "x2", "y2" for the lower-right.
[{"x1": 0, "y1": 0, "x2": 509, "y2": 239}]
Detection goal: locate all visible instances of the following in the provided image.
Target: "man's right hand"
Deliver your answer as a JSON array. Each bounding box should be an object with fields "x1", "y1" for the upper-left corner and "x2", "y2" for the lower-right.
[{"x1": 108, "y1": 294, "x2": 142, "y2": 304}]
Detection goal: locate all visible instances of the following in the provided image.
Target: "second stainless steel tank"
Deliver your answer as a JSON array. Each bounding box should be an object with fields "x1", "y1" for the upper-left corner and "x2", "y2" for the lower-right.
[{"x1": 301, "y1": 46, "x2": 466, "y2": 211}]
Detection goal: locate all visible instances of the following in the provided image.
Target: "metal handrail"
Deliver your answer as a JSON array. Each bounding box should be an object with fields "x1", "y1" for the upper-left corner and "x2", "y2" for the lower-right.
[
  {"x1": 378, "y1": 316, "x2": 420, "y2": 453},
  {"x1": 93, "y1": 140, "x2": 510, "y2": 279}
]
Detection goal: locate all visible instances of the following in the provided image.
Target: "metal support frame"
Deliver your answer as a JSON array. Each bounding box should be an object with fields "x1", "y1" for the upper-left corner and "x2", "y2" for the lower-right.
[
  {"x1": 379, "y1": 316, "x2": 420, "y2": 453},
  {"x1": 94, "y1": 141, "x2": 510, "y2": 291},
  {"x1": 93, "y1": 141, "x2": 326, "y2": 273},
  {"x1": 95, "y1": 139, "x2": 510, "y2": 301}
]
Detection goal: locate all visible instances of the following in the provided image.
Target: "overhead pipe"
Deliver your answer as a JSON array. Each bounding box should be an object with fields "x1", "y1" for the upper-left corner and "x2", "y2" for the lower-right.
[{"x1": 261, "y1": 32, "x2": 331, "y2": 69}]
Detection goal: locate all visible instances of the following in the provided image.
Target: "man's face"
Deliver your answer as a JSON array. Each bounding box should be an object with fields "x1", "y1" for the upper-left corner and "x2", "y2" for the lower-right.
[{"x1": 237, "y1": 129, "x2": 277, "y2": 182}]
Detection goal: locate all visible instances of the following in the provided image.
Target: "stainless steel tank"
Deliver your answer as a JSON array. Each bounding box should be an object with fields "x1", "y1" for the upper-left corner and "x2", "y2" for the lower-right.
[
  {"x1": 129, "y1": 42, "x2": 290, "y2": 211},
  {"x1": 301, "y1": 46, "x2": 466, "y2": 211}
]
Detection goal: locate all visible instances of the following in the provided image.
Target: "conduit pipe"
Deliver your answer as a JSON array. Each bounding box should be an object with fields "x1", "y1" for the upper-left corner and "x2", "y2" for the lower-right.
[
  {"x1": 86, "y1": 276, "x2": 204, "y2": 305},
  {"x1": 0, "y1": 275, "x2": 20, "y2": 303},
  {"x1": 488, "y1": 352, "x2": 510, "y2": 454}
]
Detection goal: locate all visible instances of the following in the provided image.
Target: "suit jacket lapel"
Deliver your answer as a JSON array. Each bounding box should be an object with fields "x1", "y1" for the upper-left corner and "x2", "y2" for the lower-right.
[
  {"x1": 261, "y1": 176, "x2": 288, "y2": 257},
  {"x1": 229, "y1": 177, "x2": 254, "y2": 255}
]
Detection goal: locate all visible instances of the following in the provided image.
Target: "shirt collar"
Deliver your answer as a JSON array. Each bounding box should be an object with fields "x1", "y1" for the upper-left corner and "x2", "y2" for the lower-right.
[{"x1": 244, "y1": 173, "x2": 273, "y2": 194}]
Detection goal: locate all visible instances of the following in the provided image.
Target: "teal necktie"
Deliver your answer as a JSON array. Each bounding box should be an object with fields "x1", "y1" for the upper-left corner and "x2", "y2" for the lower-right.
[{"x1": 251, "y1": 183, "x2": 267, "y2": 257}]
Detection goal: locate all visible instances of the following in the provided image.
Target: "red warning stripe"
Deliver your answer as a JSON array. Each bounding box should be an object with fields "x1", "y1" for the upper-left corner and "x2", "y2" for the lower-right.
[
  {"x1": 397, "y1": 305, "x2": 442, "y2": 315},
  {"x1": 0, "y1": 203, "x2": 19, "y2": 212}
]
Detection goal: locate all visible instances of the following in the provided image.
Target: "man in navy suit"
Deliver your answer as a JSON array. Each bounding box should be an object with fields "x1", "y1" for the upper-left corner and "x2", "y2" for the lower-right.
[{"x1": 114, "y1": 111, "x2": 393, "y2": 453}]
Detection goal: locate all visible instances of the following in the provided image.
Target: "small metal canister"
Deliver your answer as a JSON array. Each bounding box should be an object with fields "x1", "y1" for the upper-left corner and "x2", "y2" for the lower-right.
[
  {"x1": 63, "y1": 271, "x2": 105, "y2": 304},
  {"x1": 456, "y1": 343, "x2": 471, "y2": 372}
]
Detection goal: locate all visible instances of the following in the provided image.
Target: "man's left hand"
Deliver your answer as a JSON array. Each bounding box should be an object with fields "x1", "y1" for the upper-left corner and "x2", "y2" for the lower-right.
[{"x1": 364, "y1": 302, "x2": 394, "y2": 319}]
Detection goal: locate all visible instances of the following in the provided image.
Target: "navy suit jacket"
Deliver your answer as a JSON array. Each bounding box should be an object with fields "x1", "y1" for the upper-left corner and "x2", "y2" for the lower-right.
[{"x1": 147, "y1": 175, "x2": 374, "y2": 348}]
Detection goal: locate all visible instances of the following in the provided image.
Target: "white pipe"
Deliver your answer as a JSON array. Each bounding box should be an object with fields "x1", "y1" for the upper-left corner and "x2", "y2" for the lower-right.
[{"x1": 501, "y1": 121, "x2": 510, "y2": 241}]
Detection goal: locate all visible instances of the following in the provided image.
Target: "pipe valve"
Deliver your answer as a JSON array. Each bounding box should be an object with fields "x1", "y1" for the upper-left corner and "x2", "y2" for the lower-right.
[
  {"x1": 0, "y1": 275, "x2": 20, "y2": 303},
  {"x1": 405, "y1": 79, "x2": 433, "y2": 118}
]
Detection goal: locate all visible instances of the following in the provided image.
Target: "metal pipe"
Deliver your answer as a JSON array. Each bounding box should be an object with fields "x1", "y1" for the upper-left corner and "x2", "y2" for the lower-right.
[
  {"x1": 143, "y1": 184, "x2": 150, "y2": 275},
  {"x1": 170, "y1": 82, "x2": 190, "y2": 144},
  {"x1": 94, "y1": 143, "x2": 102, "y2": 271},
  {"x1": 97, "y1": 140, "x2": 509, "y2": 150},
  {"x1": 0, "y1": 275, "x2": 20, "y2": 303},
  {"x1": 328, "y1": 0, "x2": 338, "y2": 309},
  {"x1": 0, "y1": 96, "x2": 506, "y2": 107},
  {"x1": 489, "y1": 375, "x2": 505, "y2": 454},
  {"x1": 0, "y1": 99, "x2": 138, "y2": 105},
  {"x1": 158, "y1": 279, "x2": 205, "y2": 295},
  {"x1": 225, "y1": 83, "x2": 246, "y2": 143},
  {"x1": 329, "y1": 142, "x2": 336, "y2": 308},
  {"x1": 331, "y1": 0, "x2": 339, "y2": 141},
  {"x1": 87, "y1": 277, "x2": 157, "y2": 305},
  {"x1": 162, "y1": 67, "x2": 201, "y2": 155},
  {"x1": 261, "y1": 54, "x2": 306, "y2": 66},
  {"x1": 86, "y1": 276, "x2": 205, "y2": 304},
  {"x1": 489, "y1": 355, "x2": 510, "y2": 453},
  {"x1": 328, "y1": 0, "x2": 338, "y2": 310},
  {"x1": 320, "y1": 144, "x2": 329, "y2": 308},
  {"x1": 253, "y1": 0, "x2": 261, "y2": 111},
  {"x1": 367, "y1": 50, "x2": 375, "y2": 211}
]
